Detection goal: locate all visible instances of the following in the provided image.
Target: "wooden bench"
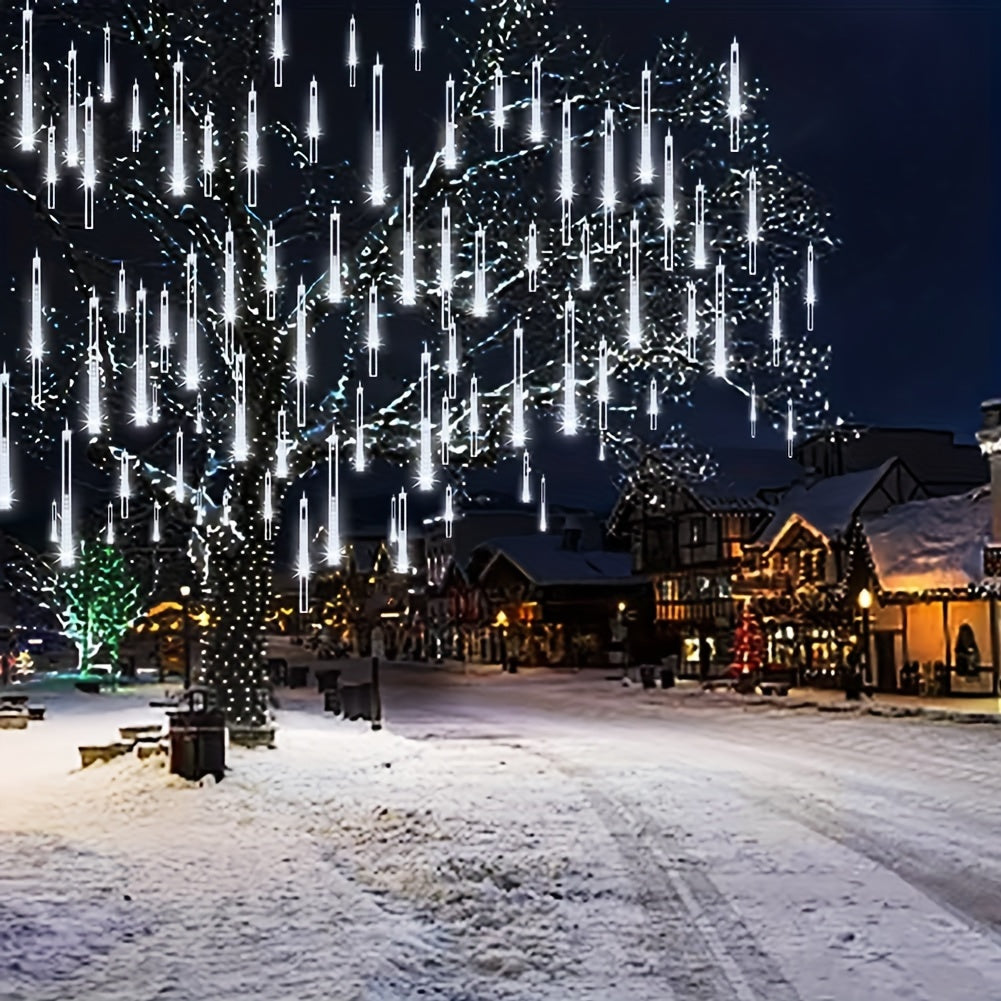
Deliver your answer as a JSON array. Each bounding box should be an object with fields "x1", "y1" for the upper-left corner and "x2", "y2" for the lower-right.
[{"x1": 78, "y1": 742, "x2": 134, "y2": 768}]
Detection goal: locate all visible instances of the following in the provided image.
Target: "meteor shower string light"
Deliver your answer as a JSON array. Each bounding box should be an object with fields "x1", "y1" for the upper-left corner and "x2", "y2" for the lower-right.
[
  {"x1": 539, "y1": 475, "x2": 548, "y2": 532},
  {"x1": 49, "y1": 500, "x2": 57, "y2": 544},
  {"x1": 560, "y1": 96, "x2": 573, "y2": 245},
  {"x1": 396, "y1": 489, "x2": 409, "y2": 573},
  {"x1": 326, "y1": 432, "x2": 340, "y2": 565},
  {"x1": 45, "y1": 121, "x2": 56, "y2": 205},
  {"x1": 348, "y1": 15, "x2": 358, "y2": 88},
  {"x1": 328, "y1": 210, "x2": 342, "y2": 303},
  {"x1": 29, "y1": 251, "x2": 42, "y2": 407},
  {"x1": 786, "y1": 399, "x2": 795, "y2": 458},
  {"x1": 527, "y1": 222, "x2": 539, "y2": 292},
  {"x1": 273, "y1": 0, "x2": 285, "y2": 87},
  {"x1": 713, "y1": 257, "x2": 727, "y2": 378},
  {"x1": 246, "y1": 85, "x2": 258, "y2": 207},
  {"x1": 277, "y1": 407, "x2": 291, "y2": 478},
  {"x1": 19, "y1": 4, "x2": 33, "y2": 150},
  {"x1": 520, "y1": 451, "x2": 532, "y2": 503},
  {"x1": 194, "y1": 391, "x2": 204, "y2": 434},
  {"x1": 307, "y1": 78, "x2": 319, "y2": 164},
  {"x1": 512, "y1": 321, "x2": 526, "y2": 448},
  {"x1": 440, "y1": 396, "x2": 451, "y2": 464},
  {"x1": 263, "y1": 469, "x2": 273, "y2": 540},
  {"x1": 174, "y1": 428, "x2": 185, "y2": 502},
  {"x1": 580, "y1": 220, "x2": 592, "y2": 291},
  {"x1": 747, "y1": 167, "x2": 759, "y2": 275},
  {"x1": 493, "y1": 67, "x2": 504, "y2": 152},
  {"x1": 771, "y1": 277, "x2": 781, "y2": 365},
  {"x1": 443, "y1": 77, "x2": 456, "y2": 170},
  {"x1": 413, "y1": 2, "x2": 423, "y2": 72},
  {"x1": 171, "y1": 56, "x2": 184, "y2": 196},
  {"x1": 639, "y1": 64, "x2": 653, "y2": 185},
  {"x1": 234, "y1": 350, "x2": 248, "y2": 460},
  {"x1": 563, "y1": 292, "x2": 577, "y2": 434},
  {"x1": 201, "y1": 107, "x2": 214, "y2": 196},
  {"x1": 418, "y1": 344, "x2": 433, "y2": 489},
  {"x1": 469, "y1": 376, "x2": 480, "y2": 457},
  {"x1": 446, "y1": 320, "x2": 458, "y2": 398},
  {"x1": 367, "y1": 284, "x2": 380, "y2": 376},
  {"x1": 440, "y1": 201, "x2": 452, "y2": 293},
  {"x1": 0, "y1": 368, "x2": 11, "y2": 510},
  {"x1": 473, "y1": 226, "x2": 487, "y2": 316},
  {"x1": 119, "y1": 451, "x2": 129, "y2": 518},
  {"x1": 158, "y1": 287, "x2": 170, "y2": 371},
  {"x1": 693, "y1": 180, "x2": 706, "y2": 270},
  {"x1": 223, "y1": 226, "x2": 235, "y2": 362},
  {"x1": 627, "y1": 214, "x2": 641, "y2": 348},
  {"x1": 685, "y1": 279, "x2": 698, "y2": 361},
  {"x1": 184, "y1": 246, "x2": 198, "y2": 390},
  {"x1": 354, "y1": 386, "x2": 365, "y2": 472},
  {"x1": 117, "y1": 263, "x2": 127, "y2": 333},
  {"x1": 530, "y1": 58, "x2": 542, "y2": 143},
  {"x1": 444, "y1": 484, "x2": 453, "y2": 539},
  {"x1": 401, "y1": 157, "x2": 416, "y2": 304},
  {"x1": 806, "y1": 241, "x2": 816, "y2": 331},
  {"x1": 86, "y1": 289, "x2": 102, "y2": 436},
  {"x1": 750, "y1": 383, "x2": 758, "y2": 439},
  {"x1": 106, "y1": 502, "x2": 114, "y2": 545},
  {"x1": 295, "y1": 279, "x2": 307, "y2": 427},
  {"x1": 389, "y1": 494, "x2": 397, "y2": 545},
  {"x1": 59, "y1": 423, "x2": 73, "y2": 566},
  {"x1": 65, "y1": 44, "x2": 78, "y2": 166},
  {"x1": 662, "y1": 132, "x2": 675, "y2": 270},
  {"x1": 371, "y1": 58, "x2": 385, "y2": 205},
  {"x1": 150, "y1": 378, "x2": 160, "y2": 423},
  {"x1": 648, "y1": 377, "x2": 658, "y2": 431},
  {"x1": 597, "y1": 336, "x2": 609, "y2": 431},
  {"x1": 82, "y1": 88, "x2": 95, "y2": 230},
  {"x1": 602, "y1": 104, "x2": 615, "y2": 252},
  {"x1": 297, "y1": 495, "x2": 309, "y2": 613},
  {"x1": 130, "y1": 80, "x2": 140, "y2": 153},
  {"x1": 265, "y1": 223, "x2": 277, "y2": 320},
  {"x1": 729, "y1": 38, "x2": 741, "y2": 153},
  {"x1": 102, "y1": 24, "x2": 112, "y2": 103},
  {"x1": 134, "y1": 284, "x2": 148, "y2": 427}
]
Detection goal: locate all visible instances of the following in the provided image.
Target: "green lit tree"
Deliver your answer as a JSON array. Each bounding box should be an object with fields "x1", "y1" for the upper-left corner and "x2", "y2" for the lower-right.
[{"x1": 51, "y1": 541, "x2": 143, "y2": 673}]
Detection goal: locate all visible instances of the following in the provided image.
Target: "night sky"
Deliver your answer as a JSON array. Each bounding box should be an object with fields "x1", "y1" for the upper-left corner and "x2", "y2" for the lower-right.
[{"x1": 1, "y1": 0, "x2": 998, "y2": 543}]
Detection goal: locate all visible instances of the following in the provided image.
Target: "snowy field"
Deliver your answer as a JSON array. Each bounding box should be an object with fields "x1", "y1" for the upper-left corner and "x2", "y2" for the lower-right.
[{"x1": 3, "y1": 666, "x2": 1001, "y2": 1001}]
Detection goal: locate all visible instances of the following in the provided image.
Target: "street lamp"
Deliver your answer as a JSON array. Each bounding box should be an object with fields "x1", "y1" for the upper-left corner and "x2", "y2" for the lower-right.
[
  {"x1": 857, "y1": 587, "x2": 872, "y2": 686},
  {"x1": 180, "y1": 584, "x2": 192, "y2": 690}
]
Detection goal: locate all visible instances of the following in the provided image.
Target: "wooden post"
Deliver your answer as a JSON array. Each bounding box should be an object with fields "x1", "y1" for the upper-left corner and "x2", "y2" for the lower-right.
[
  {"x1": 900, "y1": 603, "x2": 909, "y2": 666},
  {"x1": 943, "y1": 600, "x2": 951, "y2": 668},
  {"x1": 370, "y1": 656, "x2": 382, "y2": 731},
  {"x1": 990, "y1": 597, "x2": 1000, "y2": 697}
]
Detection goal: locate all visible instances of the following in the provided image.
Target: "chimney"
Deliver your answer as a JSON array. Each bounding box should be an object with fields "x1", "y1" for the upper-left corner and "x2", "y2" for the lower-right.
[
  {"x1": 561, "y1": 514, "x2": 583, "y2": 552},
  {"x1": 976, "y1": 399, "x2": 1001, "y2": 576}
]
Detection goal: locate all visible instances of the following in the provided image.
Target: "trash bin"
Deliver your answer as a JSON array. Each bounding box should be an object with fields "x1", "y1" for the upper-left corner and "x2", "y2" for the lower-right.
[
  {"x1": 317, "y1": 669, "x2": 341, "y2": 693},
  {"x1": 323, "y1": 687, "x2": 342, "y2": 715},
  {"x1": 660, "y1": 668, "x2": 675, "y2": 689},
  {"x1": 288, "y1": 664, "x2": 309, "y2": 689},
  {"x1": 639, "y1": 666, "x2": 656, "y2": 690},
  {"x1": 168, "y1": 688, "x2": 225, "y2": 782}
]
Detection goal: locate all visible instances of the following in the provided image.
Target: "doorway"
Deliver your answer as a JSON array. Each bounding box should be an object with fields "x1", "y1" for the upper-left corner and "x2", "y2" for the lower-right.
[{"x1": 874, "y1": 631, "x2": 897, "y2": 692}]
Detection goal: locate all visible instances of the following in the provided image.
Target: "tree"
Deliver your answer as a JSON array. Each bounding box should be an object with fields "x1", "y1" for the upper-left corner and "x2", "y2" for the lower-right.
[
  {"x1": 0, "y1": 0, "x2": 836, "y2": 733},
  {"x1": 49, "y1": 541, "x2": 142, "y2": 672},
  {"x1": 729, "y1": 604, "x2": 765, "y2": 676}
]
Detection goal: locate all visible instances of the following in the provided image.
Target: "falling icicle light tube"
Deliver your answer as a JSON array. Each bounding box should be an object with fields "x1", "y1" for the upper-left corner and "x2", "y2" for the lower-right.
[
  {"x1": 171, "y1": 57, "x2": 185, "y2": 196},
  {"x1": 639, "y1": 65, "x2": 653, "y2": 185},
  {"x1": 530, "y1": 58, "x2": 543, "y2": 143},
  {"x1": 327, "y1": 432, "x2": 340, "y2": 566},
  {"x1": 20, "y1": 5, "x2": 33, "y2": 151},
  {"x1": 371, "y1": 58, "x2": 385, "y2": 205},
  {"x1": 307, "y1": 78, "x2": 319, "y2": 164},
  {"x1": 413, "y1": 2, "x2": 423, "y2": 72},
  {"x1": 0, "y1": 368, "x2": 11, "y2": 510}
]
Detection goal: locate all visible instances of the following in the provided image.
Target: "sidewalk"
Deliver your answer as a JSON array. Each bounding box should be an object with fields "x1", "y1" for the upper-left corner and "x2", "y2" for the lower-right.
[{"x1": 675, "y1": 679, "x2": 1001, "y2": 724}]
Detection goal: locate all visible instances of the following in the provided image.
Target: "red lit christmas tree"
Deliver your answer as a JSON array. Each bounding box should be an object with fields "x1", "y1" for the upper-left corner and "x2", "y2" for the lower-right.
[{"x1": 729, "y1": 605, "x2": 765, "y2": 677}]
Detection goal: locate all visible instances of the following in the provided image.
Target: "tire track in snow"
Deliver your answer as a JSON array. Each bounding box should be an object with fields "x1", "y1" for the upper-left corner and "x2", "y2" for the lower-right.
[{"x1": 522, "y1": 746, "x2": 802, "y2": 1001}]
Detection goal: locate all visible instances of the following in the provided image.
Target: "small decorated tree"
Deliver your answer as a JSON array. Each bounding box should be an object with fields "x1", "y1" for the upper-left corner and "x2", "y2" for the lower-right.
[
  {"x1": 729, "y1": 605, "x2": 765, "y2": 677},
  {"x1": 52, "y1": 542, "x2": 143, "y2": 674}
]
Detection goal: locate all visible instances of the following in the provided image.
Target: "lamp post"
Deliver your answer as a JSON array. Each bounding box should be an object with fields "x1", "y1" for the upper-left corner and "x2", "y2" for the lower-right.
[
  {"x1": 180, "y1": 584, "x2": 192, "y2": 690},
  {"x1": 857, "y1": 587, "x2": 872, "y2": 687}
]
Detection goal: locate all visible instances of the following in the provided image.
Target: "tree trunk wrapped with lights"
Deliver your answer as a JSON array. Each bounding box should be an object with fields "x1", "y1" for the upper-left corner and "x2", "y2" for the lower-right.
[{"x1": 1, "y1": 0, "x2": 836, "y2": 737}]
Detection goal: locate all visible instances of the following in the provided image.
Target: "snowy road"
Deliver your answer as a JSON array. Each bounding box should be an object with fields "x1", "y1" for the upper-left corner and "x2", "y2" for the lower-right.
[{"x1": 3, "y1": 667, "x2": 1001, "y2": 1001}]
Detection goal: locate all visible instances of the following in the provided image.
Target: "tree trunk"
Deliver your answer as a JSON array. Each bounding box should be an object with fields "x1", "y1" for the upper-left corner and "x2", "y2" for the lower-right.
[{"x1": 198, "y1": 466, "x2": 277, "y2": 744}]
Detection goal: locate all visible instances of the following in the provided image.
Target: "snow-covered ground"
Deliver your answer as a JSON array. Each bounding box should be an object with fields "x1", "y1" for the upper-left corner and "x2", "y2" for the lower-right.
[{"x1": 3, "y1": 665, "x2": 1001, "y2": 1001}]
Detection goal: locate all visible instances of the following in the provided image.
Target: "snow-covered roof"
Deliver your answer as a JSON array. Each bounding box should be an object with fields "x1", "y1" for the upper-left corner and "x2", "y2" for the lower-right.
[
  {"x1": 477, "y1": 535, "x2": 641, "y2": 587},
  {"x1": 755, "y1": 460, "x2": 898, "y2": 550},
  {"x1": 864, "y1": 488, "x2": 991, "y2": 593}
]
